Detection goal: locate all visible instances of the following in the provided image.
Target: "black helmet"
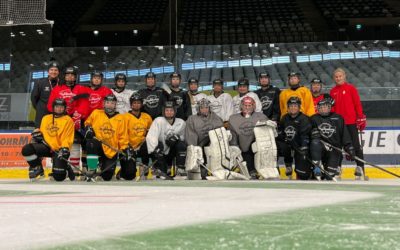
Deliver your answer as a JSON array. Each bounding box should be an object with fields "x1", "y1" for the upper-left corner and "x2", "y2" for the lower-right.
[
  {"x1": 237, "y1": 77, "x2": 250, "y2": 86},
  {"x1": 163, "y1": 101, "x2": 176, "y2": 118},
  {"x1": 188, "y1": 77, "x2": 199, "y2": 85},
  {"x1": 48, "y1": 61, "x2": 60, "y2": 71},
  {"x1": 64, "y1": 67, "x2": 77, "y2": 76},
  {"x1": 145, "y1": 72, "x2": 156, "y2": 79},
  {"x1": 310, "y1": 78, "x2": 323, "y2": 85},
  {"x1": 114, "y1": 73, "x2": 127, "y2": 83},
  {"x1": 129, "y1": 93, "x2": 143, "y2": 105},
  {"x1": 104, "y1": 94, "x2": 117, "y2": 102},
  {"x1": 287, "y1": 96, "x2": 301, "y2": 107},
  {"x1": 91, "y1": 70, "x2": 104, "y2": 79},
  {"x1": 258, "y1": 72, "x2": 270, "y2": 79},
  {"x1": 318, "y1": 94, "x2": 335, "y2": 106},
  {"x1": 169, "y1": 72, "x2": 181, "y2": 79},
  {"x1": 288, "y1": 72, "x2": 301, "y2": 78},
  {"x1": 52, "y1": 98, "x2": 67, "y2": 116},
  {"x1": 212, "y1": 78, "x2": 223, "y2": 85}
]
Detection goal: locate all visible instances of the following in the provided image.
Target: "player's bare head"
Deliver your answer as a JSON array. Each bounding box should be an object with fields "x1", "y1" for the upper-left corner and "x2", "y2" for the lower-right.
[
  {"x1": 258, "y1": 72, "x2": 270, "y2": 87},
  {"x1": 240, "y1": 96, "x2": 255, "y2": 118},
  {"x1": 287, "y1": 96, "x2": 301, "y2": 116},
  {"x1": 145, "y1": 72, "x2": 156, "y2": 88},
  {"x1": 188, "y1": 78, "x2": 199, "y2": 93},
  {"x1": 169, "y1": 72, "x2": 181, "y2": 88},
  {"x1": 237, "y1": 78, "x2": 250, "y2": 94},
  {"x1": 333, "y1": 68, "x2": 346, "y2": 85},
  {"x1": 197, "y1": 98, "x2": 210, "y2": 117},
  {"x1": 130, "y1": 93, "x2": 143, "y2": 112},
  {"x1": 104, "y1": 94, "x2": 117, "y2": 115}
]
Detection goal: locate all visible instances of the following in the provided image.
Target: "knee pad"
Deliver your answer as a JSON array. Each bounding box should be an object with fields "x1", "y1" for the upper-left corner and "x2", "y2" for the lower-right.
[
  {"x1": 295, "y1": 168, "x2": 311, "y2": 180},
  {"x1": 52, "y1": 166, "x2": 66, "y2": 181},
  {"x1": 22, "y1": 144, "x2": 36, "y2": 157},
  {"x1": 101, "y1": 171, "x2": 114, "y2": 181}
]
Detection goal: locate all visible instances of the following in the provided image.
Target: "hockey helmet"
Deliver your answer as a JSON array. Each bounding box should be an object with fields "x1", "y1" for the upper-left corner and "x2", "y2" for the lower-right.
[
  {"x1": 145, "y1": 72, "x2": 156, "y2": 79},
  {"x1": 52, "y1": 98, "x2": 67, "y2": 117},
  {"x1": 169, "y1": 72, "x2": 181, "y2": 79},
  {"x1": 129, "y1": 93, "x2": 143, "y2": 105},
  {"x1": 196, "y1": 98, "x2": 211, "y2": 116},
  {"x1": 287, "y1": 96, "x2": 301, "y2": 107},
  {"x1": 237, "y1": 77, "x2": 250, "y2": 86},
  {"x1": 163, "y1": 101, "x2": 176, "y2": 119},
  {"x1": 258, "y1": 72, "x2": 270, "y2": 79},
  {"x1": 114, "y1": 73, "x2": 127, "y2": 83}
]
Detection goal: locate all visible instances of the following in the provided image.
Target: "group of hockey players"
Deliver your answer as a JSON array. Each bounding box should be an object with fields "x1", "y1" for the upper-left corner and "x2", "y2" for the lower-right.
[{"x1": 24, "y1": 61, "x2": 368, "y2": 182}]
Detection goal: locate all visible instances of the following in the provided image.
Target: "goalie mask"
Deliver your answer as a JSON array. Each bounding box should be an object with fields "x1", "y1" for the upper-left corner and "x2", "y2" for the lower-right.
[
  {"x1": 196, "y1": 98, "x2": 211, "y2": 117},
  {"x1": 103, "y1": 94, "x2": 117, "y2": 115},
  {"x1": 52, "y1": 98, "x2": 67, "y2": 117},
  {"x1": 240, "y1": 96, "x2": 255, "y2": 118}
]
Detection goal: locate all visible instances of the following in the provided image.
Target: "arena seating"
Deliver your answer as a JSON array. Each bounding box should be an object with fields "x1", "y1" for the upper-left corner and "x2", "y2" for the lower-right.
[{"x1": 94, "y1": 0, "x2": 169, "y2": 24}]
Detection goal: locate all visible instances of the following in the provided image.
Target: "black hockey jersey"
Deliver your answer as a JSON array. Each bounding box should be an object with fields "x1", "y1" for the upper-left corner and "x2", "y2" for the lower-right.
[
  {"x1": 255, "y1": 85, "x2": 281, "y2": 122},
  {"x1": 169, "y1": 88, "x2": 189, "y2": 120},
  {"x1": 137, "y1": 87, "x2": 169, "y2": 119},
  {"x1": 278, "y1": 112, "x2": 312, "y2": 147}
]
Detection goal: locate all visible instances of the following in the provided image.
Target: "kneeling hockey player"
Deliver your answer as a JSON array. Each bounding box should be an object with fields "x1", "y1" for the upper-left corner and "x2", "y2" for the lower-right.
[
  {"x1": 146, "y1": 101, "x2": 186, "y2": 178},
  {"x1": 185, "y1": 98, "x2": 224, "y2": 179},
  {"x1": 229, "y1": 96, "x2": 279, "y2": 179},
  {"x1": 310, "y1": 95, "x2": 355, "y2": 180},
  {"x1": 22, "y1": 98, "x2": 75, "y2": 181},
  {"x1": 277, "y1": 96, "x2": 312, "y2": 180},
  {"x1": 84, "y1": 94, "x2": 132, "y2": 181}
]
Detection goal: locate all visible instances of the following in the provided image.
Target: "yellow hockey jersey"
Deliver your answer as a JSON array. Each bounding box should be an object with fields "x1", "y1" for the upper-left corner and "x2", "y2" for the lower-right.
[
  {"x1": 40, "y1": 114, "x2": 74, "y2": 151},
  {"x1": 84, "y1": 109, "x2": 128, "y2": 158},
  {"x1": 279, "y1": 86, "x2": 315, "y2": 118},
  {"x1": 124, "y1": 112, "x2": 152, "y2": 149}
]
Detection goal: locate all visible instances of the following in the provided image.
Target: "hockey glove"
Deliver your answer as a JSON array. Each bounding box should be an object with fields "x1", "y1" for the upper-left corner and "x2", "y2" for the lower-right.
[
  {"x1": 121, "y1": 147, "x2": 135, "y2": 161},
  {"x1": 152, "y1": 147, "x2": 164, "y2": 159},
  {"x1": 58, "y1": 147, "x2": 70, "y2": 160},
  {"x1": 84, "y1": 126, "x2": 95, "y2": 140},
  {"x1": 31, "y1": 129, "x2": 44, "y2": 143},
  {"x1": 166, "y1": 134, "x2": 180, "y2": 147},
  {"x1": 345, "y1": 145, "x2": 356, "y2": 161},
  {"x1": 311, "y1": 128, "x2": 320, "y2": 139},
  {"x1": 356, "y1": 114, "x2": 367, "y2": 131}
]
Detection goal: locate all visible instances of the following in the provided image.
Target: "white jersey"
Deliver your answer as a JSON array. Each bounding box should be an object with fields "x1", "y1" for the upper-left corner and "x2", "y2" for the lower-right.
[
  {"x1": 112, "y1": 88, "x2": 135, "y2": 114},
  {"x1": 188, "y1": 92, "x2": 207, "y2": 115},
  {"x1": 146, "y1": 117, "x2": 186, "y2": 155},
  {"x1": 232, "y1": 92, "x2": 262, "y2": 114},
  {"x1": 207, "y1": 92, "x2": 234, "y2": 122}
]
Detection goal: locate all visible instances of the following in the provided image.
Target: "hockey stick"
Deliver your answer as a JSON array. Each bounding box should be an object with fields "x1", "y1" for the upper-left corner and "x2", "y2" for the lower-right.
[
  {"x1": 290, "y1": 143, "x2": 337, "y2": 182},
  {"x1": 320, "y1": 140, "x2": 400, "y2": 179},
  {"x1": 135, "y1": 160, "x2": 173, "y2": 181},
  {"x1": 59, "y1": 157, "x2": 94, "y2": 182}
]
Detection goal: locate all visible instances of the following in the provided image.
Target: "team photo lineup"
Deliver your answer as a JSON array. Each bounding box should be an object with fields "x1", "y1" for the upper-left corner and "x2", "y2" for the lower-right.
[{"x1": 25, "y1": 62, "x2": 368, "y2": 182}]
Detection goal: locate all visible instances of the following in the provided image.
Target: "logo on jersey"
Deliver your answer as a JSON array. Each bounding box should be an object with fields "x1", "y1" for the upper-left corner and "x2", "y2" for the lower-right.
[
  {"x1": 318, "y1": 123, "x2": 336, "y2": 138},
  {"x1": 99, "y1": 122, "x2": 115, "y2": 139},
  {"x1": 89, "y1": 93, "x2": 102, "y2": 108},
  {"x1": 239, "y1": 121, "x2": 255, "y2": 136},
  {"x1": 46, "y1": 121, "x2": 59, "y2": 136},
  {"x1": 132, "y1": 124, "x2": 147, "y2": 137},
  {"x1": 284, "y1": 126, "x2": 296, "y2": 141},
  {"x1": 173, "y1": 96, "x2": 183, "y2": 107},
  {"x1": 144, "y1": 95, "x2": 159, "y2": 109},
  {"x1": 260, "y1": 96, "x2": 272, "y2": 110}
]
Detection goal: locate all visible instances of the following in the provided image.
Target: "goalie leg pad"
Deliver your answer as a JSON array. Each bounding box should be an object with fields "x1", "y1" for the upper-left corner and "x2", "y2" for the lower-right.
[
  {"x1": 185, "y1": 145, "x2": 203, "y2": 180},
  {"x1": 206, "y1": 127, "x2": 231, "y2": 172},
  {"x1": 252, "y1": 125, "x2": 279, "y2": 179}
]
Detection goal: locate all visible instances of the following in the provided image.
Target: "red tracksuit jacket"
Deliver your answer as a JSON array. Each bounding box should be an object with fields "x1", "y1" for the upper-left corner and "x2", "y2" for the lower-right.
[{"x1": 330, "y1": 82, "x2": 364, "y2": 125}]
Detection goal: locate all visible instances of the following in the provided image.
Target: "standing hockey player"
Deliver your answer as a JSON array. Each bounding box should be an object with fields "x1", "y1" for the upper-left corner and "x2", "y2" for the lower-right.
[
  {"x1": 112, "y1": 73, "x2": 135, "y2": 114},
  {"x1": 146, "y1": 101, "x2": 186, "y2": 178},
  {"x1": 279, "y1": 72, "x2": 315, "y2": 118},
  {"x1": 84, "y1": 94, "x2": 132, "y2": 181},
  {"x1": 310, "y1": 96, "x2": 356, "y2": 180},
  {"x1": 137, "y1": 72, "x2": 169, "y2": 119},
  {"x1": 330, "y1": 68, "x2": 367, "y2": 180},
  {"x1": 124, "y1": 94, "x2": 152, "y2": 167},
  {"x1": 87, "y1": 71, "x2": 112, "y2": 115},
  {"x1": 185, "y1": 98, "x2": 223, "y2": 179},
  {"x1": 207, "y1": 79, "x2": 234, "y2": 127},
  {"x1": 31, "y1": 61, "x2": 61, "y2": 128},
  {"x1": 22, "y1": 98, "x2": 75, "y2": 181},
  {"x1": 229, "y1": 96, "x2": 279, "y2": 179},
  {"x1": 254, "y1": 72, "x2": 281, "y2": 122},
  {"x1": 163, "y1": 72, "x2": 189, "y2": 120},
  {"x1": 232, "y1": 77, "x2": 262, "y2": 114},
  {"x1": 277, "y1": 97, "x2": 312, "y2": 180},
  {"x1": 186, "y1": 77, "x2": 207, "y2": 116}
]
